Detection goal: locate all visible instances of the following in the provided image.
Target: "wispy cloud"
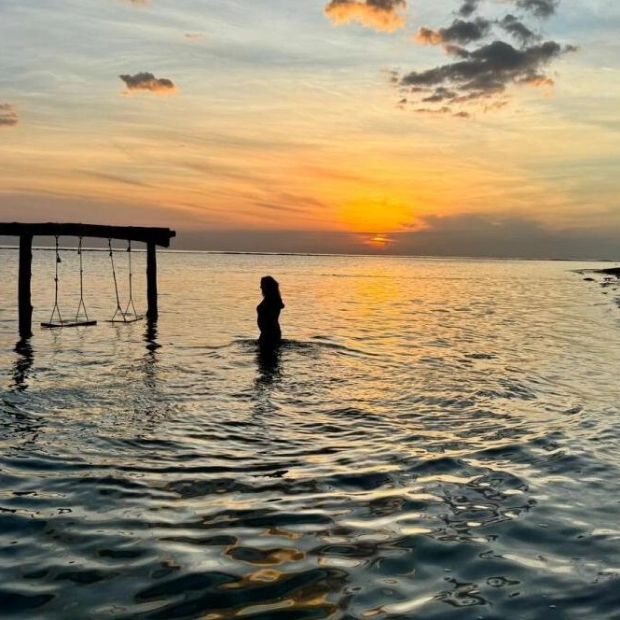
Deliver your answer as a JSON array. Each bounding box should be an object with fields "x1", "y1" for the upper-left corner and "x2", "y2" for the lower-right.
[
  {"x1": 184, "y1": 32, "x2": 205, "y2": 41},
  {"x1": 119, "y1": 72, "x2": 178, "y2": 95},
  {"x1": 0, "y1": 103, "x2": 18, "y2": 128},
  {"x1": 325, "y1": 0, "x2": 406, "y2": 32}
]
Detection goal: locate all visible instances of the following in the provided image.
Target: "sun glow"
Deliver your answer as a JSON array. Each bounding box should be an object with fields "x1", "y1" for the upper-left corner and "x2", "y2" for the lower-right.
[
  {"x1": 339, "y1": 196, "x2": 413, "y2": 234},
  {"x1": 366, "y1": 234, "x2": 392, "y2": 249}
]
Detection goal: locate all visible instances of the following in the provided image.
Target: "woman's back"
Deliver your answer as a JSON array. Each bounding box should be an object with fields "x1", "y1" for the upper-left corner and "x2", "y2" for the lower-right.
[{"x1": 257, "y1": 276, "x2": 284, "y2": 346}]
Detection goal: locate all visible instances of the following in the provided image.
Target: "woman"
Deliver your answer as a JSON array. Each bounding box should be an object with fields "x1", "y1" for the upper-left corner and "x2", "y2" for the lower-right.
[{"x1": 257, "y1": 275, "x2": 284, "y2": 347}]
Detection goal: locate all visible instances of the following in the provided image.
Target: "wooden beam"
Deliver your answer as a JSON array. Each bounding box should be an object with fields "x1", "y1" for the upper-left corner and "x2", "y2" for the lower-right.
[
  {"x1": 18, "y1": 234, "x2": 33, "y2": 339},
  {"x1": 0, "y1": 223, "x2": 176, "y2": 247},
  {"x1": 146, "y1": 242, "x2": 158, "y2": 321}
]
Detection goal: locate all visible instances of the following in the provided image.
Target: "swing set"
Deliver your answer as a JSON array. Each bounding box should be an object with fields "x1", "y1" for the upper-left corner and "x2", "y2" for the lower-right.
[
  {"x1": 40, "y1": 236, "x2": 145, "y2": 328},
  {"x1": 0, "y1": 222, "x2": 176, "y2": 339}
]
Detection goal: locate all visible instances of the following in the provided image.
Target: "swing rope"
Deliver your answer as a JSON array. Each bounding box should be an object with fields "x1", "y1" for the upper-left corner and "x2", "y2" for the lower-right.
[
  {"x1": 47, "y1": 236, "x2": 64, "y2": 325},
  {"x1": 109, "y1": 239, "x2": 123, "y2": 321},
  {"x1": 109, "y1": 239, "x2": 142, "y2": 322},
  {"x1": 75, "y1": 237, "x2": 90, "y2": 323},
  {"x1": 124, "y1": 240, "x2": 139, "y2": 319}
]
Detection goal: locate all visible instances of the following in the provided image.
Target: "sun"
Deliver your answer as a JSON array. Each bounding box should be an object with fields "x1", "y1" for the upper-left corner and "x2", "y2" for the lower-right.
[{"x1": 366, "y1": 234, "x2": 392, "y2": 249}]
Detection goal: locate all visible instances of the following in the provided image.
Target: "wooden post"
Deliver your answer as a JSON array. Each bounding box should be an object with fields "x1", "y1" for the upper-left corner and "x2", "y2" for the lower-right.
[
  {"x1": 146, "y1": 242, "x2": 158, "y2": 321},
  {"x1": 18, "y1": 234, "x2": 33, "y2": 339}
]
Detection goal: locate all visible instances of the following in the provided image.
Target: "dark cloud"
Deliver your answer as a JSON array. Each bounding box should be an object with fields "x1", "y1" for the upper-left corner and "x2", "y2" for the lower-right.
[
  {"x1": 516, "y1": 0, "x2": 558, "y2": 18},
  {"x1": 401, "y1": 39, "x2": 568, "y2": 100},
  {"x1": 119, "y1": 72, "x2": 177, "y2": 95},
  {"x1": 325, "y1": 0, "x2": 406, "y2": 32},
  {"x1": 0, "y1": 103, "x2": 18, "y2": 128},
  {"x1": 389, "y1": 212, "x2": 620, "y2": 260},
  {"x1": 443, "y1": 44, "x2": 471, "y2": 58},
  {"x1": 415, "y1": 18, "x2": 492, "y2": 46},
  {"x1": 155, "y1": 214, "x2": 620, "y2": 260},
  {"x1": 3, "y1": 217, "x2": 617, "y2": 259},
  {"x1": 395, "y1": 0, "x2": 574, "y2": 115},
  {"x1": 499, "y1": 15, "x2": 538, "y2": 45},
  {"x1": 458, "y1": 0, "x2": 480, "y2": 17}
]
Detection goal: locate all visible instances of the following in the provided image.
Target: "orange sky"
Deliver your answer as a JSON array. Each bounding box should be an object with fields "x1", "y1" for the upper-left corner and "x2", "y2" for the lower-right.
[{"x1": 0, "y1": 1, "x2": 619, "y2": 257}]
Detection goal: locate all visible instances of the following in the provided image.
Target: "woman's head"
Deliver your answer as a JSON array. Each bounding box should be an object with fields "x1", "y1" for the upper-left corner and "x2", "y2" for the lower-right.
[{"x1": 260, "y1": 276, "x2": 284, "y2": 306}]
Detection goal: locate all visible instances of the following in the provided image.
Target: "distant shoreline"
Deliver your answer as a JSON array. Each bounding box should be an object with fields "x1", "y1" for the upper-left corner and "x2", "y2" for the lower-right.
[{"x1": 0, "y1": 244, "x2": 618, "y2": 263}]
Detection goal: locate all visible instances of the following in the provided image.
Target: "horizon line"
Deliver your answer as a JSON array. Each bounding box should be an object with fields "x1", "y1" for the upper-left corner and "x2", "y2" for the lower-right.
[{"x1": 0, "y1": 245, "x2": 616, "y2": 263}]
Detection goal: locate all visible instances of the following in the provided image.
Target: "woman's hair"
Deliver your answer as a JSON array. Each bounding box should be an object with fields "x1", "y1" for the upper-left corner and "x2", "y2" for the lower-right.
[{"x1": 261, "y1": 275, "x2": 284, "y2": 308}]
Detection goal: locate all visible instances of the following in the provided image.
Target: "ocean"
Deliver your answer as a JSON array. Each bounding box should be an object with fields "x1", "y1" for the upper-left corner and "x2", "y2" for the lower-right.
[{"x1": 1, "y1": 248, "x2": 620, "y2": 619}]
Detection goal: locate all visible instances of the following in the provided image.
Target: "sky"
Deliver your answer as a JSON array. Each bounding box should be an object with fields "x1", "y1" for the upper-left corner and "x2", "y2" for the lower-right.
[{"x1": 0, "y1": 0, "x2": 619, "y2": 258}]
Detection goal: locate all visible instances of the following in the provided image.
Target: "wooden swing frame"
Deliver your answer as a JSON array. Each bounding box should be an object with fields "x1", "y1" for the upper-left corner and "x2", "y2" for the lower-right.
[{"x1": 0, "y1": 222, "x2": 176, "y2": 338}]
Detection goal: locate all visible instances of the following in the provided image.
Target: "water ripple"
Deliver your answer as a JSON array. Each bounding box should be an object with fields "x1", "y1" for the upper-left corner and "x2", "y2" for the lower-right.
[{"x1": 2, "y1": 254, "x2": 620, "y2": 618}]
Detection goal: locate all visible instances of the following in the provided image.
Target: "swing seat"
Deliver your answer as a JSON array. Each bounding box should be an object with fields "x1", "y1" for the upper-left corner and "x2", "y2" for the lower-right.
[
  {"x1": 41, "y1": 319, "x2": 97, "y2": 328},
  {"x1": 106, "y1": 312, "x2": 143, "y2": 323}
]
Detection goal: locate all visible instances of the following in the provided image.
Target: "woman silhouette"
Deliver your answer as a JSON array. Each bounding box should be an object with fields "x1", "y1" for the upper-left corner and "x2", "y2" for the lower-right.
[{"x1": 257, "y1": 275, "x2": 284, "y2": 348}]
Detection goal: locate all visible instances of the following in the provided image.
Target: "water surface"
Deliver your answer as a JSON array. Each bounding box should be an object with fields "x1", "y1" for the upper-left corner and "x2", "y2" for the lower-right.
[{"x1": 1, "y1": 250, "x2": 620, "y2": 619}]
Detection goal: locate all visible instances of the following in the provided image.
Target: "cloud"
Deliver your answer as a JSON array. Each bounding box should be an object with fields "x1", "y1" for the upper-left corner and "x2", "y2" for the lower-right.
[
  {"x1": 119, "y1": 72, "x2": 177, "y2": 95},
  {"x1": 385, "y1": 213, "x2": 620, "y2": 260},
  {"x1": 516, "y1": 0, "x2": 558, "y2": 18},
  {"x1": 402, "y1": 39, "x2": 568, "y2": 90},
  {"x1": 0, "y1": 192, "x2": 186, "y2": 231},
  {"x1": 173, "y1": 229, "x2": 370, "y2": 255},
  {"x1": 144, "y1": 214, "x2": 620, "y2": 259},
  {"x1": 458, "y1": 0, "x2": 480, "y2": 18},
  {"x1": 0, "y1": 103, "x2": 18, "y2": 128},
  {"x1": 396, "y1": 0, "x2": 575, "y2": 115},
  {"x1": 321, "y1": 0, "x2": 573, "y2": 113},
  {"x1": 499, "y1": 15, "x2": 538, "y2": 45},
  {"x1": 325, "y1": 0, "x2": 406, "y2": 32},
  {"x1": 415, "y1": 18, "x2": 492, "y2": 46}
]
